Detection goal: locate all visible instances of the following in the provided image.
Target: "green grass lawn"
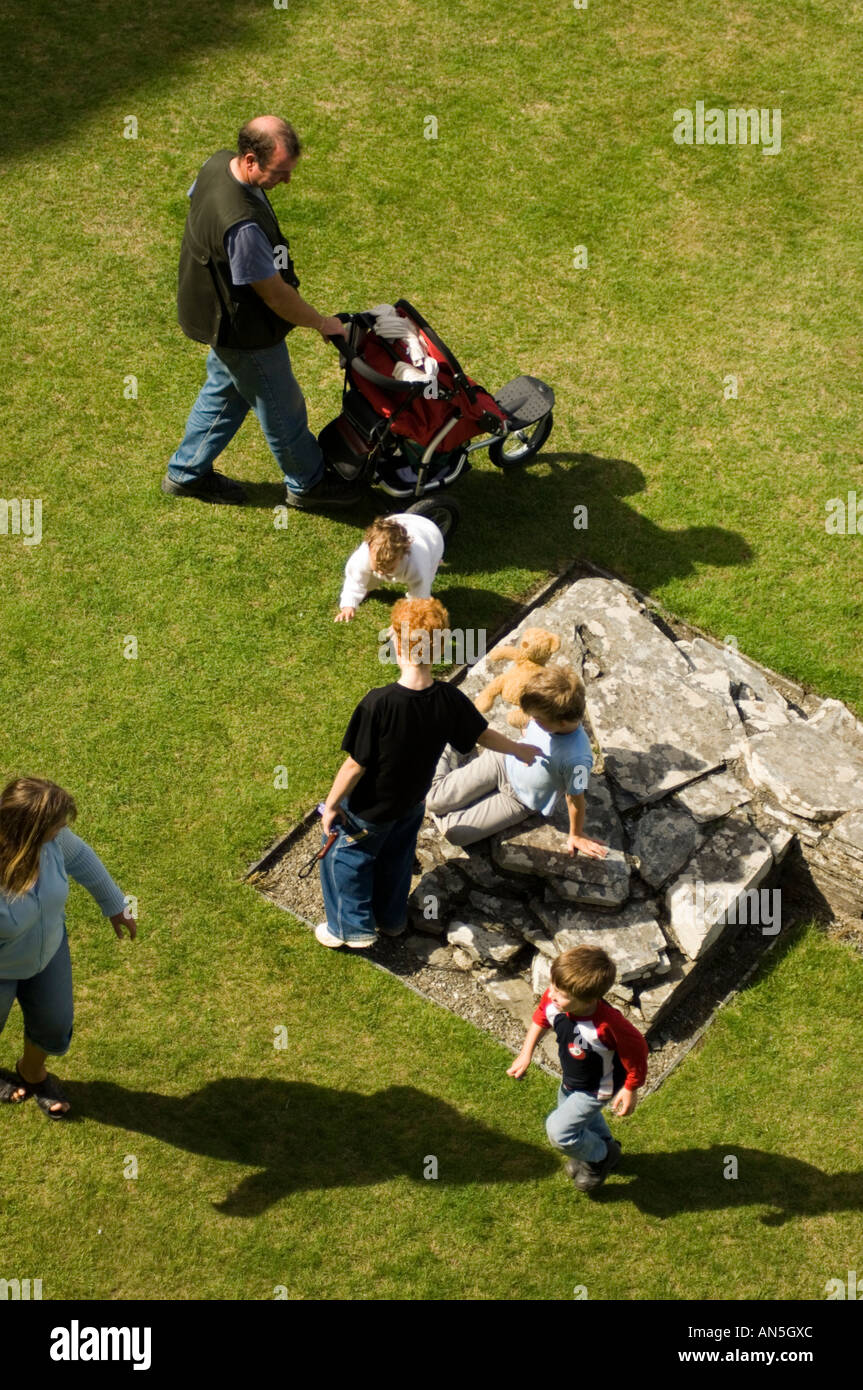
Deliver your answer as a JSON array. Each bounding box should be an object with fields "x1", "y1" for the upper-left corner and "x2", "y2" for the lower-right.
[{"x1": 1, "y1": 0, "x2": 861, "y2": 1300}]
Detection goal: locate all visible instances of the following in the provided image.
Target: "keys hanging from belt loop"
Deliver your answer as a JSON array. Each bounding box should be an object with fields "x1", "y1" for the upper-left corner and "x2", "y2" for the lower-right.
[
  {"x1": 297, "y1": 803, "x2": 370, "y2": 878},
  {"x1": 298, "y1": 802, "x2": 338, "y2": 879},
  {"x1": 298, "y1": 829, "x2": 339, "y2": 879}
]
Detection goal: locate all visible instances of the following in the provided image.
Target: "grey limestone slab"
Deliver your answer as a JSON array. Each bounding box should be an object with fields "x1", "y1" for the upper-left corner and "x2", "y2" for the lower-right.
[
  {"x1": 665, "y1": 816, "x2": 774, "y2": 959},
  {"x1": 630, "y1": 802, "x2": 704, "y2": 888},
  {"x1": 537, "y1": 897, "x2": 668, "y2": 983},
  {"x1": 446, "y1": 919, "x2": 524, "y2": 965},
  {"x1": 673, "y1": 770, "x2": 753, "y2": 823},
  {"x1": 744, "y1": 724, "x2": 863, "y2": 821}
]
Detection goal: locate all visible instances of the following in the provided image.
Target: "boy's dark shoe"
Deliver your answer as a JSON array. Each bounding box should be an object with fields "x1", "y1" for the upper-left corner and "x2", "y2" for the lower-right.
[
  {"x1": 564, "y1": 1156, "x2": 590, "y2": 1180},
  {"x1": 161, "y1": 470, "x2": 247, "y2": 504},
  {"x1": 376, "y1": 921, "x2": 407, "y2": 938},
  {"x1": 284, "y1": 475, "x2": 360, "y2": 509},
  {"x1": 571, "y1": 1138, "x2": 622, "y2": 1192}
]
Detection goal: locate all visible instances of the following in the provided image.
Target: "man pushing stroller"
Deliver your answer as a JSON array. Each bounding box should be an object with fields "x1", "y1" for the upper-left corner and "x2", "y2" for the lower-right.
[{"x1": 162, "y1": 116, "x2": 357, "y2": 511}]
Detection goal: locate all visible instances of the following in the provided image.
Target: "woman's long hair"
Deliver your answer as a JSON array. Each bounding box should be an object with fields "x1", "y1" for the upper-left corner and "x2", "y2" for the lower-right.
[{"x1": 0, "y1": 778, "x2": 77, "y2": 897}]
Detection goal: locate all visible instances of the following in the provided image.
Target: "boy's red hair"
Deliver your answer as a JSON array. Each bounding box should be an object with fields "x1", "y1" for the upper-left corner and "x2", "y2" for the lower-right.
[{"x1": 390, "y1": 597, "x2": 450, "y2": 652}]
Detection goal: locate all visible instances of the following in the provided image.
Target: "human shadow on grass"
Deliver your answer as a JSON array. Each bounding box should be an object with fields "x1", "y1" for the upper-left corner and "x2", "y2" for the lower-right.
[
  {"x1": 62, "y1": 1077, "x2": 556, "y2": 1216},
  {"x1": 238, "y1": 480, "x2": 380, "y2": 533},
  {"x1": 592, "y1": 1145, "x2": 863, "y2": 1226},
  {"x1": 0, "y1": 2, "x2": 255, "y2": 160}
]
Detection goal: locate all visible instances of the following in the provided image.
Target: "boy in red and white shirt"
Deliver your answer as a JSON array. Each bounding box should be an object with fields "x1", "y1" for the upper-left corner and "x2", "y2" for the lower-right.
[{"x1": 508, "y1": 945, "x2": 647, "y2": 1191}]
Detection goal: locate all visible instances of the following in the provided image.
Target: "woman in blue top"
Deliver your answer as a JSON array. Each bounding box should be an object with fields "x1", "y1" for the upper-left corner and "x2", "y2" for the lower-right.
[{"x1": 0, "y1": 777, "x2": 136, "y2": 1117}]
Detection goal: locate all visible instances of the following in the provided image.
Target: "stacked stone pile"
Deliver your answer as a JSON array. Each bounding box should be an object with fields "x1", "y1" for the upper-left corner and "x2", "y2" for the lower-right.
[{"x1": 402, "y1": 577, "x2": 863, "y2": 1034}]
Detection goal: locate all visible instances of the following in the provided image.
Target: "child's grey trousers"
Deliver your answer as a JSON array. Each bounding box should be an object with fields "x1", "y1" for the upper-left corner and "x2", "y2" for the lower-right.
[{"x1": 425, "y1": 747, "x2": 531, "y2": 845}]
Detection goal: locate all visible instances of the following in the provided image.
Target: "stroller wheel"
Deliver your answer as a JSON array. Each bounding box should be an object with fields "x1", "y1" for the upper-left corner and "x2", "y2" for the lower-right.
[
  {"x1": 402, "y1": 493, "x2": 461, "y2": 546},
  {"x1": 488, "y1": 410, "x2": 553, "y2": 468}
]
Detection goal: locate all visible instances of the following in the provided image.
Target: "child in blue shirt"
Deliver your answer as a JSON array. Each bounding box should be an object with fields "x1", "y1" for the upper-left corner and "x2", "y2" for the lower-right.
[{"x1": 426, "y1": 664, "x2": 607, "y2": 858}]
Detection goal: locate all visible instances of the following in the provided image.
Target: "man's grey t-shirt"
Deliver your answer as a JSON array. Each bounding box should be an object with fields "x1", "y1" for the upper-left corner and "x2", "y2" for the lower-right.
[{"x1": 187, "y1": 173, "x2": 277, "y2": 284}]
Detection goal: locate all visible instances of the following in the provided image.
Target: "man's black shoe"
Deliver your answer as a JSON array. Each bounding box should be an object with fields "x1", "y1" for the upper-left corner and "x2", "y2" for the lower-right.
[
  {"x1": 161, "y1": 471, "x2": 247, "y2": 504},
  {"x1": 571, "y1": 1138, "x2": 622, "y2": 1192},
  {"x1": 284, "y1": 475, "x2": 361, "y2": 509}
]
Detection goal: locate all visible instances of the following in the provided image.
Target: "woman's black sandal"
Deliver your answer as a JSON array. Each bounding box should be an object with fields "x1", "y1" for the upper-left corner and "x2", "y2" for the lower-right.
[{"x1": 15, "y1": 1067, "x2": 71, "y2": 1119}]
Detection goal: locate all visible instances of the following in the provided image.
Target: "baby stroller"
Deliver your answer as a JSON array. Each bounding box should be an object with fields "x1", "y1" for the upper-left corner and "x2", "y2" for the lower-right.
[{"x1": 318, "y1": 300, "x2": 555, "y2": 540}]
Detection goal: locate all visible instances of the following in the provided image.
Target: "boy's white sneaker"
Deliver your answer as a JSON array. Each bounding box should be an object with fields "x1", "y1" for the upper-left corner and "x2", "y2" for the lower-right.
[{"x1": 315, "y1": 922, "x2": 375, "y2": 950}]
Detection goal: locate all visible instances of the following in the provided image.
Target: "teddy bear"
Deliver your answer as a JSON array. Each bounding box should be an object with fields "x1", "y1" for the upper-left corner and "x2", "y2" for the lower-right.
[{"x1": 474, "y1": 626, "x2": 561, "y2": 729}]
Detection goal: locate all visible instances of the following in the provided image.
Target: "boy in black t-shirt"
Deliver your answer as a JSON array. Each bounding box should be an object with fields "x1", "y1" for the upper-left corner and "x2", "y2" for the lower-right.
[{"x1": 316, "y1": 598, "x2": 540, "y2": 949}]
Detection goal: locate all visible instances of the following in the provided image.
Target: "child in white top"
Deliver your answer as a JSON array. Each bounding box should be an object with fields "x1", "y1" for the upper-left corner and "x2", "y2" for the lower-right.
[{"x1": 335, "y1": 514, "x2": 445, "y2": 622}]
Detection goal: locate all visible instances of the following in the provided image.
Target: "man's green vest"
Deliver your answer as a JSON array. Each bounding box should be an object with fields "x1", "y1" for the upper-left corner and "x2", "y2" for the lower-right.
[{"x1": 176, "y1": 149, "x2": 300, "y2": 349}]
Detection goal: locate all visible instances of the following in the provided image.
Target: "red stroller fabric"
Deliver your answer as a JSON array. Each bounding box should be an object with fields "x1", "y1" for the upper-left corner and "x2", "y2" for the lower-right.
[{"x1": 350, "y1": 319, "x2": 508, "y2": 452}]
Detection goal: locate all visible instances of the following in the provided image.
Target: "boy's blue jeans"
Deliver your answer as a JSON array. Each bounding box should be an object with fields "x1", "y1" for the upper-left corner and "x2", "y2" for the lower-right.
[
  {"x1": 319, "y1": 801, "x2": 426, "y2": 944},
  {"x1": 0, "y1": 932, "x2": 74, "y2": 1057},
  {"x1": 167, "y1": 342, "x2": 326, "y2": 493},
  {"x1": 546, "y1": 1084, "x2": 613, "y2": 1164}
]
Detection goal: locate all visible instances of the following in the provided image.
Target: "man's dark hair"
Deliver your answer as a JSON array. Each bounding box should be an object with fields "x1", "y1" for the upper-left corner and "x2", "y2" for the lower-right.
[{"x1": 237, "y1": 119, "x2": 300, "y2": 169}]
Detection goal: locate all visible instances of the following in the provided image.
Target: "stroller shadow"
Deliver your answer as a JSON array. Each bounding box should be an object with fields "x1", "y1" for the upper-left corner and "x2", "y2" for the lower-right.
[
  {"x1": 237, "y1": 450, "x2": 752, "y2": 611},
  {"x1": 593, "y1": 1144, "x2": 863, "y2": 1227},
  {"x1": 62, "y1": 1077, "x2": 556, "y2": 1216},
  {"x1": 447, "y1": 450, "x2": 753, "y2": 596}
]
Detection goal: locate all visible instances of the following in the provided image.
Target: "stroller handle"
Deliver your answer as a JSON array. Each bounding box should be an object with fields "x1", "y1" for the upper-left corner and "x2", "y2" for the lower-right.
[{"x1": 325, "y1": 313, "x2": 433, "y2": 395}]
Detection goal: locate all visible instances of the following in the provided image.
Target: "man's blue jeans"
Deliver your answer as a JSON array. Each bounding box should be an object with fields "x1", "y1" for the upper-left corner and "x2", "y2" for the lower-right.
[
  {"x1": 0, "y1": 932, "x2": 74, "y2": 1057},
  {"x1": 319, "y1": 801, "x2": 426, "y2": 944},
  {"x1": 545, "y1": 1084, "x2": 613, "y2": 1164},
  {"x1": 167, "y1": 342, "x2": 326, "y2": 493}
]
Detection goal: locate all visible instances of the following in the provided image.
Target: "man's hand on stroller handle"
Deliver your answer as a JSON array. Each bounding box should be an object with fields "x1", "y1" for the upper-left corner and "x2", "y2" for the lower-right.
[{"x1": 319, "y1": 315, "x2": 348, "y2": 340}]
